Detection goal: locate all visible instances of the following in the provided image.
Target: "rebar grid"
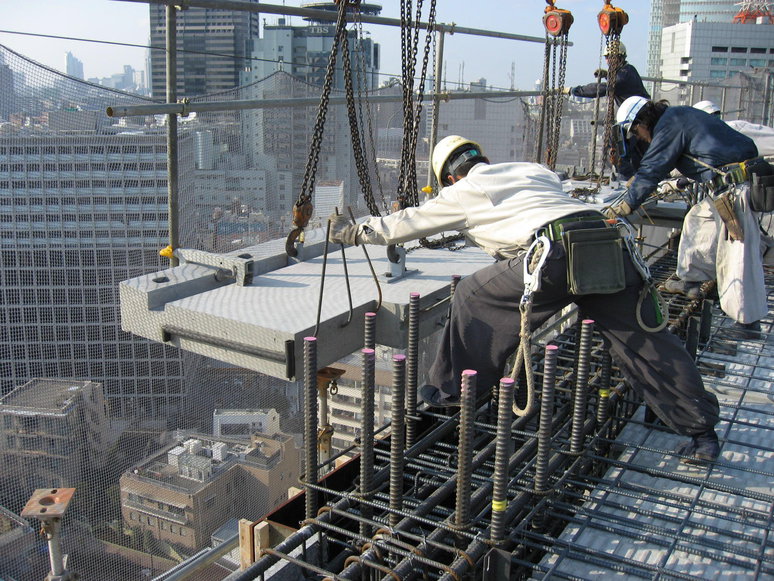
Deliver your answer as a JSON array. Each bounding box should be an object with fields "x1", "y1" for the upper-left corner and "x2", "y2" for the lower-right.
[{"x1": 242, "y1": 254, "x2": 773, "y2": 580}]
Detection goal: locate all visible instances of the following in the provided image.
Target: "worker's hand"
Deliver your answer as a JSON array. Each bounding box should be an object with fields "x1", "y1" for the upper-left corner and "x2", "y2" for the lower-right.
[
  {"x1": 603, "y1": 200, "x2": 633, "y2": 219},
  {"x1": 328, "y1": 213, "x2": 359, "y2": 246},
  {"x1": 561, "y1": 86, "x2": 572, "y2": 95},
  {"x1": 594, "y1": 68, "x2": 608, "y2": 79}
]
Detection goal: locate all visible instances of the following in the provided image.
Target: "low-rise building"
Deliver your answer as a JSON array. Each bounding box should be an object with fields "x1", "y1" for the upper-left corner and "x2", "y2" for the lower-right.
[
  {"x1": 119, "y1": 430, "x2": 300, "y2": 552},
  {"x1": 0, "y1": 379, "x2": 109, "y2": 492}
]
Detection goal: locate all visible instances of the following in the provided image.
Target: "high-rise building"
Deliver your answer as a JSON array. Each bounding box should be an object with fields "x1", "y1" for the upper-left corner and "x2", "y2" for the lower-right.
[
  {"x1": 148, "y1": 2, "x2": 261, "y2": 98},
  {"x1": 65, "y1": 51, "x2": 84, "y2": 80},
  {"x1": 647, "y1": 1, "x2": 742, "y2": 77},
  {"x1": 0, "y1": 129, "x2": 197, "y2": 421}
]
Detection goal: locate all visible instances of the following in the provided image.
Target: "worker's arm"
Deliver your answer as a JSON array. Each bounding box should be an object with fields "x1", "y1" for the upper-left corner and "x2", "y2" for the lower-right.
[{"x1": 623, "y1": 124, "x2": 686, "y2": 210}]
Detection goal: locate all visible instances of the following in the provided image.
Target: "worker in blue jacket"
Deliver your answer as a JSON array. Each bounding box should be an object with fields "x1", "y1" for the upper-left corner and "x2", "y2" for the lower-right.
[
  {"x1": 565, "y1": 42, "x2": 650, "y2": 106},
  {"x1": 607, "y1": 97, "x2": 766, "y2": 338}
]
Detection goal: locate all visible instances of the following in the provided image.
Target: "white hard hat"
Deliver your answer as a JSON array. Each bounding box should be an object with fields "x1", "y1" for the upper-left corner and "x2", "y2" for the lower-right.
[
  {"x1": 693, "y1": 100, "x2": 721, "y2": 115},
  {"x1": 431, "y1": 135, "x2": 485, "y2": 186},
  {"x1": 604, "y1": 42, "x2": 626, "y2": 57},
  {"x1": 616, "y1": 96, "x2": 649, "y2": 137}
]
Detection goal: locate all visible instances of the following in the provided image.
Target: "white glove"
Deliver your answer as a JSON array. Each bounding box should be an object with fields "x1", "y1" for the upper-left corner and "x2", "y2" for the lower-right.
[
  {"x1": 603, "y1": 200, "x2": 633, "y2": 219},
  {"x1": 328, "y1": 214, "x2": 359, "y2": 246}
]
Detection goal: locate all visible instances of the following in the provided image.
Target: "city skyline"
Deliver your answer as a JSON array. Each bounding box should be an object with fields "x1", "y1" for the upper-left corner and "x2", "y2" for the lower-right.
[{"x1": 1, "y1": 0, "x2": 652, "y2": 92}]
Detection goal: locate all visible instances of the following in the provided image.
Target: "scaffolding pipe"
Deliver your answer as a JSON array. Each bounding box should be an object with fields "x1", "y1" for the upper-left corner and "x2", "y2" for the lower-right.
[
  {"x1": 389, "y1": 354, "x2": 406, "y2": 528},
  {"x1": 359, "y1": 348, "x2": 376, "y2": 538},
  {"x1": 106, "y1": 88, "x2": 542, "y2": 118},
  {"x1": 426, "y1": 28, "x2": 445, "y2": 191},
  {"x1": 165, "y1": 4, "x2": 179, "y2": 266},
  {"x1": 406, "y1": 292, "x2": 420, "y2": 448},
  {"x1": 117, "y1": 0, "x2": 550, "y2": 44}
]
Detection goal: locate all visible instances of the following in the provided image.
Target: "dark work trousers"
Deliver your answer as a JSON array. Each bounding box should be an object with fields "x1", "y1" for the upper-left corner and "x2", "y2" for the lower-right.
[{"x1": 426, "y1": 243, "x2": 719, "y2": 438}]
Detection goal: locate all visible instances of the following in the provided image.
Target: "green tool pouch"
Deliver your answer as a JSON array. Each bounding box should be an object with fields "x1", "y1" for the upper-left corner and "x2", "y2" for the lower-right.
[
  {"x1": 560, "y1": 221, "x2": 626, "y2": 295},
  {"x1": 751, "y1": 173, "x2": 774, "y2": 213}
]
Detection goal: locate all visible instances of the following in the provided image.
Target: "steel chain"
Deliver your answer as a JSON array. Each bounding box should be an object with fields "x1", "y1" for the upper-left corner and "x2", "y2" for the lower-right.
[
  {"x1": 340, "y1": 27, "x2": 379, "y2": 217},
  {"x1": 295, "y1": 1, "x2": 349, "y2": 209},
  {"x1": 598, "y1": 34, "x2": 621, "y2": 185},
  {"x1": 354, "y1": 13, "x2": 388, "y2": 215}
]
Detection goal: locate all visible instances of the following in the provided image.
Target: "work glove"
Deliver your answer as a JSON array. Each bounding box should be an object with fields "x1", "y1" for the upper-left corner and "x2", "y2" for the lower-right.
[
  {"x1": 594, "y1": 68, "x2": 608, "y2": 79},
  {"x1": 328, "y1": 213, "x2": 359, "y2": 246},
  {"x1": 603, "y1": 200, "x2": 633, "y2": 219},
  {"x1": 561, "y1": 86, "x2": 572, "y2": 95}
]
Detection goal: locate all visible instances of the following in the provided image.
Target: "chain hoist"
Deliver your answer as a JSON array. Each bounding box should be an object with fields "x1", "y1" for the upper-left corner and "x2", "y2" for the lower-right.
[
  {"x1": 536, "y1": 0, "x2": 573, "y2": 170},
  {"x1": 286, "y1": 0, "x2": 350, "y2": 257}
]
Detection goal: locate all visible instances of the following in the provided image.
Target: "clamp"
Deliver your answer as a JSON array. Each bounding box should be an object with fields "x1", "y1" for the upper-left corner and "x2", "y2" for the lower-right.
[{"x1": 160, "y1": 246, "x2": 255, "y2": 286}]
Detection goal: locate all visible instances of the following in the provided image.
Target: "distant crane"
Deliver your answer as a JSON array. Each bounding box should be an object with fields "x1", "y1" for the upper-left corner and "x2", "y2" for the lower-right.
[{"x1": 733, "y1": 0, "x2": 774, "y2": 23}]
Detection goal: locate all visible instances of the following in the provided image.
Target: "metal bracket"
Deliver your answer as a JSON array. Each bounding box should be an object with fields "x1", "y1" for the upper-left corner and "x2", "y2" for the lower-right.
[{"x1": 172, "y1": 248, "x2": 255, "y2": 285}]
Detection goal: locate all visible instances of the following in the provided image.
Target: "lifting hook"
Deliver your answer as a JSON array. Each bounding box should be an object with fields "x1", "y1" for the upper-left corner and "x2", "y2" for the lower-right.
[{"x1": 286, "y1": 199, "x2": 314, "y2": 258}]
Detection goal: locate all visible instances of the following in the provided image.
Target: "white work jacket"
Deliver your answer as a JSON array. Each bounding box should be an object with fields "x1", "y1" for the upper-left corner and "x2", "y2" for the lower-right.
[{"x1": 359, "y1": 162, "x2": 592, "y2": 259}]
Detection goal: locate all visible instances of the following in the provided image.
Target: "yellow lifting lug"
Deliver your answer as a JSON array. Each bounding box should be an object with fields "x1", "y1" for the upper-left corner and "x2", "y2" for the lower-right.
[
  {"x1": 598, "y1": 2, "x2": 629, "y2": 37},
  {"x1": 543, "y1": 5, "x2": 574, "y2": 37}
]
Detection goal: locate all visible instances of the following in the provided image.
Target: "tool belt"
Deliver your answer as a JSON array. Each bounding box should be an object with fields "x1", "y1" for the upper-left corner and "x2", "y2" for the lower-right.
[
  {"x1": 539, "y1": 212, "x2": 625, "y2": 295},
  {"x1": 704, "y1": 157, "x2": 774, "y2": 240}
]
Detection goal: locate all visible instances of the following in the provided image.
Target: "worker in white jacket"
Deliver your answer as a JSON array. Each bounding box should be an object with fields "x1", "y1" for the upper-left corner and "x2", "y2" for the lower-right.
[{"x1": 329, "y1": 135, "x2": 721, "y2": 464}]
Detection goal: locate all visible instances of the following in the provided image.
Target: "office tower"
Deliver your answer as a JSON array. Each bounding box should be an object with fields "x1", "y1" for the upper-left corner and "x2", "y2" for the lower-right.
[
  {"x1": 647, "y1": 1, "x2": 741, "y2": 77},
  {"x1": 148, "y1": 1, "x2": 261, "y2": 98},
  {"x1": 0, "y1": 129, "x2": 197, "y2": 420},
  {"x1": 65, "y1": 51, "x2": 84, "y2": 80}
]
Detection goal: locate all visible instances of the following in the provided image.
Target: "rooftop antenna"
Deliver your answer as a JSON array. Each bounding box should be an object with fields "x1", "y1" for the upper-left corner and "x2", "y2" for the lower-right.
[{"x1": 509, "y1": 61, "x2": 516, "y2": 90}]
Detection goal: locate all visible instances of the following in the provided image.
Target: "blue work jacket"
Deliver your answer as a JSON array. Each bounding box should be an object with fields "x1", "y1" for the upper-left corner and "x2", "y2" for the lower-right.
[
  {"x1": 570, "y1": 63, "x2": 650, "y2": 106},
  {"x1": 624, "y1": 106, "x2": 758, "y2": 210}
]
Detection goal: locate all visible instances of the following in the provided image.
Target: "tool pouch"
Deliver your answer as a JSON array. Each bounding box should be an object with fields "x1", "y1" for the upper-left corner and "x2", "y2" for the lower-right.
[
  {"x1": 751, "y1": 173, "x2": 774, "y2": 213},
  {"x1": 560, "y1": 222, "x2": 625, "y2": 295},
  {"x1": 712, "y1": 189, "x2": 744, "y2": 241}
]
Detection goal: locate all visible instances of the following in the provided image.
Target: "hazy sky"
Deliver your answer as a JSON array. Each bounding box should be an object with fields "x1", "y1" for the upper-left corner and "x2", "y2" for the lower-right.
[{"x1": 0, "y1": 0, "x2": 651, "y2": 89}]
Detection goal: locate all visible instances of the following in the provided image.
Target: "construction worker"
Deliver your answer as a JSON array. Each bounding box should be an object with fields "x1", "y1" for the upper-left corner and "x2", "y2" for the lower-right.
[
  {"x1": 565, "y1": 42, "x2": 650, "y2": 106},
  {"x1": 607, "y1": 96, "x2": 766, "y2": 338},
  {"x1": 693, "y1": 100, "x2": 774, "y2": 157},
  {"x1": 329, "y1": 135, "x2": 721, "y2": 464}
]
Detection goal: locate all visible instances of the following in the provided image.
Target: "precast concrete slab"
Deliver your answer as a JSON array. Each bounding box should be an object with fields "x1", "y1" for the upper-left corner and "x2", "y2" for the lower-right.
[{"x1": 120, "y1": 241, "x2": 492, "y2": 380}]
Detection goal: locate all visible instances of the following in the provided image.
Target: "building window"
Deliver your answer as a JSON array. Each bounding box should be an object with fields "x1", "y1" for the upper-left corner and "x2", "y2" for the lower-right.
[
  {"x1": 710, "y1": 70, "x2": 726, "y2": 79},
  {"x1": 749, "y1": 59, "x2": 766, "y2": 67},
  {"x1": 731, "y1": 47, "x2": 747, "y2": 53},
  {"x1": 710, "y1": 58, "x2": 727, "y2": 66},
  {"x1": 711, "y1": 46, "x2": 728, "y2": 53},
  {"x1": 730, "y1": 58, "x2": 746, "y2": 66}
]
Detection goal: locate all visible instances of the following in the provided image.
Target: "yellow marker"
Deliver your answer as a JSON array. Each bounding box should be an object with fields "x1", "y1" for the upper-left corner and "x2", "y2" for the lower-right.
[
  {"x1": 421, "y1": 185, "x2": 433, "y2": 194},
  {"x1": 491, "y1": 500, "x2": 507, "y2": 512},
  {"x1": 159, "y1": 245, "x2": 175, "y2": 258}
]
